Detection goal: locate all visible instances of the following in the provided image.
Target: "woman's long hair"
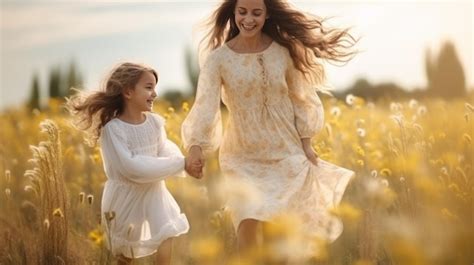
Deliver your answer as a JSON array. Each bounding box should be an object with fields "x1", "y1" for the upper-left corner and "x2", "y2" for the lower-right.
[
  {"x1": 66, "y1": 62, "x2": 158, "y2": 145},
  {"x1": 202, "y1": 0, "x2": 357, "y2": 83}
]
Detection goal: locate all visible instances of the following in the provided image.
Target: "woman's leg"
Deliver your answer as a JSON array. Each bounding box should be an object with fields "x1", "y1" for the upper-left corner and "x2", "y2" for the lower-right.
[
  {"x1": 237, "y1": 219, "x2": 261, "y2": 258},
  {"x1": 155, "y1": 238, "x2": 173, "y2": 265}
]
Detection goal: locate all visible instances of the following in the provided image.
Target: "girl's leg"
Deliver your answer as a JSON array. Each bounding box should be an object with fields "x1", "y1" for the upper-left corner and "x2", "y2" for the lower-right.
[
  {"x1": 117, "y1": 255, "x2": 132, "y2": 265},
  {"x1": 155, "y1": 238, "x2": 173, "y2": 265},
  {"x1": 237, "y1": 219, "x2": 261, "y2": 257}
]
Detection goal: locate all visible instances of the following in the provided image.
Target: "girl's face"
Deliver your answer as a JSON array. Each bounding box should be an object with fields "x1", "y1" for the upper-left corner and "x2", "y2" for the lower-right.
[
  {"x1": 234, "y1": 0, "x2": 267, "y2": 38},
  {"x1": 124, "y1": 71, "x2": 157, "y2": 112}
]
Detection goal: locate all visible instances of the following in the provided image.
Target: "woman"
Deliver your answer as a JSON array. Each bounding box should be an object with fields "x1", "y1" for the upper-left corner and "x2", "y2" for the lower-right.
[{"x1": 182, "y1": 0, "x2": 356, "y2": 257}]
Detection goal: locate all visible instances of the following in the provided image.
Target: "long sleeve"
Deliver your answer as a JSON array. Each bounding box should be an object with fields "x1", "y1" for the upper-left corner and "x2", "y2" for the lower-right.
[
  {"x1": 158, "y1": 128, "x2": 186, "y2": 178},
  {"x1": 181, "y1": 51, "x2": 222, "y2": 155},
  {"x1": 101, "y1": 123, "x2": 185, "y2": 184},
  {"x1": 286, "y1": 58, "x2": 325, "y2": 138}
]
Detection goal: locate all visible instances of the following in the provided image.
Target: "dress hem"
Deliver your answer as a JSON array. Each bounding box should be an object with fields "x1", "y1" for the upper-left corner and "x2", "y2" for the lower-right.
[{"x1": 107, "y1": 214, "x2": 189, "y2": 259}]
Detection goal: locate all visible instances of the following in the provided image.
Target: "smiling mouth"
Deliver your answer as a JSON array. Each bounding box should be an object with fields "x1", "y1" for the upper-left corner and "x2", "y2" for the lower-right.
[{"x1": 241, "y1": 24, "x2": 256, "y2": 31}]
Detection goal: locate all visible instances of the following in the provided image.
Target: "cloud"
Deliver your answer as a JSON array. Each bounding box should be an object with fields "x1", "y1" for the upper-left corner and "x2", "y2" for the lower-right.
[{"x1": 1, "y1": 3, "x2": 210, "y2": 51}]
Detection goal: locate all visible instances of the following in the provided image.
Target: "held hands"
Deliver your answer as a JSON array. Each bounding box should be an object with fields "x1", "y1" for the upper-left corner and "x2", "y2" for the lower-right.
[
  {"x1": 301, "y1": 138, "x2": 319, "y2": 166},
  {"x1": 185, "y1": 145, "x2": 205, "y2": 179}
]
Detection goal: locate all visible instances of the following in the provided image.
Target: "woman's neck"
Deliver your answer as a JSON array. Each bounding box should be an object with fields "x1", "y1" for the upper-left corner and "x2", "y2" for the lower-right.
[
  {"x1": 119, "y1": 108, "x2": 146, "y2": 125},
  {"x1": 231, "y1": 33, "x2": 270, "y2": 53}
]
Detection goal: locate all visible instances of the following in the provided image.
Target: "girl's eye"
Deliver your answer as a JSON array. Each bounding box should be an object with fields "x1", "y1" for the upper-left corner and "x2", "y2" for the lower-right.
[
  {"x1": 253, "y1": 12, "x2": 262, "y2": 16},
  {"x1": 239, "y1": 11, "x2": 246, "y2": 15}
]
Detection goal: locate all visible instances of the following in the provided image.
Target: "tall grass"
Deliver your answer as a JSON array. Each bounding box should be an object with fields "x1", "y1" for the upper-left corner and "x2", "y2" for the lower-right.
[{"x1": 0, "y1": 95, "x2": 472, "y2": 264}]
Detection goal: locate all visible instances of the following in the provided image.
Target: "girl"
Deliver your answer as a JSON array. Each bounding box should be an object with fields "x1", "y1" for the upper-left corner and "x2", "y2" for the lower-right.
[
  {"x1": 68, "y1": 62, "x2": 198, "y2": 264},
  {"x1": 182, "y1": 0, "x2": 356, "y2": 258}
]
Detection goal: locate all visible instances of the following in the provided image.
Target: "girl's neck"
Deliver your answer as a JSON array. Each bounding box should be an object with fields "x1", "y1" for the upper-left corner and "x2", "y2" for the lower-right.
[{"x1": 118, "y1": 109, "x2": 146, "y2": 125}]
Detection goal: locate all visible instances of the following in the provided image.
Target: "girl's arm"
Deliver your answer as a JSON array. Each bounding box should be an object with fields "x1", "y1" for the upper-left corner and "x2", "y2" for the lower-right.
[
  {"x1": 157, "y1": 128, "x2": 186, "y2": 178},
  {"x1": 101, "y1": 123, "x2": 184, "y2": 184}
]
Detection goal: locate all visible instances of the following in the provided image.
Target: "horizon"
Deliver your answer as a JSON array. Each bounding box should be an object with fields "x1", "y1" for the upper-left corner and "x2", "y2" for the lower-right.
[{"x1": 1, "y1": 1, "x2": 472, "y2": 110}]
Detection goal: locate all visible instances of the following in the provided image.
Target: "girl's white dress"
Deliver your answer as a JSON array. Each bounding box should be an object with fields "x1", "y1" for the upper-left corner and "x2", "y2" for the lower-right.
[
  {"x1": 182, "y1": 41, "x2": 355, "y2": 242},
  {"x1": 100, "y1": 112, "x2": 189, "y2": 258}
]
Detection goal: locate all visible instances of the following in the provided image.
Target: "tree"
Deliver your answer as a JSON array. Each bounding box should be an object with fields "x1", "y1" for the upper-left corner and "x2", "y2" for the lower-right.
[
  {"x1": 64, "y1": 61, "x2": 83, "y2": 97},
  {"x1": 425, "y1": 41, "x2": 466, "y2": 98},
  {"x1": 28, "y1": 73, "x2": 41, "y2": 110},
  {"x1": 48, "y1": 61, "x2": 83, "y2": 100},
  {"x1": 48, "y1": 66, "x2": 61, "y2": 99},
  {"x1": 184, "y1": 45, "x2": 200, "y2": 96}
]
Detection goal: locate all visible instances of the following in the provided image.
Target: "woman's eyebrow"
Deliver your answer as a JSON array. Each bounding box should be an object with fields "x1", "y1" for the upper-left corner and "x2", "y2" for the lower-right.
[{"x1": 237, "y1": 7, "x2": 263, "y2": 11}]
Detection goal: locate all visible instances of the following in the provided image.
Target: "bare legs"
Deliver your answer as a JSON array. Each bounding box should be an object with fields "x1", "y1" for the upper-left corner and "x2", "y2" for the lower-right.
[
  {"x1": 155, "y1": 238, "x2": 173, "y2": 265},
  {"x1": 116, "y1": 238, "x2": 173, "y2": 265},
  {"x1": 238, "y1": 219, "x2": 289, "y2": 265},
  {"x1": 237, "y1": 219, "x2": 261, "y2": 262}
]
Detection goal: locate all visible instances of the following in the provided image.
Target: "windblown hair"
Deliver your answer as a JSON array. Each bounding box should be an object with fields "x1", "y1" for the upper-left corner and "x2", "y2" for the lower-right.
[
  {"x1": 202, "y1": 0, "x2": 357, "y2": 83},
  {"x1": 66, "y1": 62, "x2": 158, "y2": 145}
]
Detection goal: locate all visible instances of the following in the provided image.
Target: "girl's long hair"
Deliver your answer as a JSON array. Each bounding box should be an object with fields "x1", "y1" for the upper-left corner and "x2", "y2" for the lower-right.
[
  {"x1": 202, "y1": 0, "x2": 357, "y2": 83},
  {"x1": 66, "y1": 62, "x2": 158, "y2": 145}
]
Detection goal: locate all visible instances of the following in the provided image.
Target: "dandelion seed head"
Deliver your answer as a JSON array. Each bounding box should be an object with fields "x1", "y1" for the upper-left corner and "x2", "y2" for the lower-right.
[
  {"x1": 87, "y1": 194, "x2": 94, "y2": 205},
  {"x1": 44, "y1": 219, "x2": 50, "y2": 230},
  {"x1": 370, "y1": 170, "x2": 378, "y2": 178},
  {"x1": 53, "y1": 208, "x2": 64, "y2": 218},
  {"x1": 417, "y1": 105, "x2": 427, "y2": 116},
  {"x1": 182, "y1": 102, "x2": 190, "y2": 112},
  {"x1": 441, "y1": 167, "x2": 448, "y2": 175},
  {"x1": 380, "y1": 168, "x2": 392, "y2": 177},
  {"x1": 345, "y1": 94, "x2": 355, "y2": 106},
  {"x1": 357, "y1": 128, "x2": 366, "y2": 138},
  {"x1": 330, "y1": 106, "x2": 341, "y2": 117},
  {"x1": 5, "y1": 170, "x2": 11, "y2": 183},
  {"x1": 79, "y1": 192, "x2": 85, "y2": 204},
  {"x1": 390, "y1": 102, "x2": 400, "y2": 112},
  {"x1": 5, "y1": 188, "x2": 11, "y2": 197},
  {"x1": 409, "y1": 99, "x2": 418, "y2": 109}
]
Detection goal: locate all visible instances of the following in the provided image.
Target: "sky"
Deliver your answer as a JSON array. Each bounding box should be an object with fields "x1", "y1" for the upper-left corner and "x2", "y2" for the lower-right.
[{"x1": 1, "y1": 0, "x2": 473, "y2": 110}]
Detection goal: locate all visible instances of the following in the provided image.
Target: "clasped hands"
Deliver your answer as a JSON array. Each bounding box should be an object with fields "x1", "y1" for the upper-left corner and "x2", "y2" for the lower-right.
[{"x1": 184, "y1": 145, "x2": 204, "y2": 179}]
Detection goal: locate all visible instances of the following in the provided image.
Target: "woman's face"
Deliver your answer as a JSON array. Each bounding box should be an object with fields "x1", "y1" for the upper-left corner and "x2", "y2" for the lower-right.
[{"x1": 234, "y1": 0, "x2": 267, "y2": 38}]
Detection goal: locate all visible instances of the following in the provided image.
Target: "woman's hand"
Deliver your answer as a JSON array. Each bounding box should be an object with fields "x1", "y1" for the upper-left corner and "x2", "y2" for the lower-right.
[
  {"x1": 301, "y1": 138, "x2": 319, "y2": 166},
  {"x1": 185, "y1": 145, "x2": 205, "y2": 179}
]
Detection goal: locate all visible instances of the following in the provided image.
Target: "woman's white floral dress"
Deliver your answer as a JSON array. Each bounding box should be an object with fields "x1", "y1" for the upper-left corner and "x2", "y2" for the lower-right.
[{"x1": 182, "y1": 41, "x2": 354, "y2": 242}]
